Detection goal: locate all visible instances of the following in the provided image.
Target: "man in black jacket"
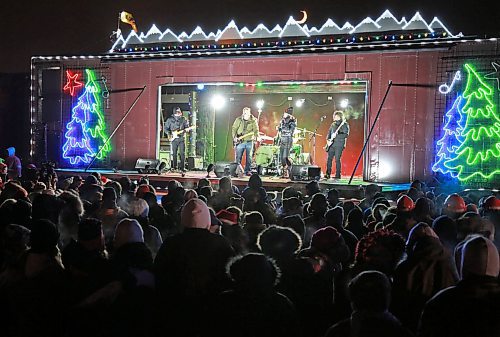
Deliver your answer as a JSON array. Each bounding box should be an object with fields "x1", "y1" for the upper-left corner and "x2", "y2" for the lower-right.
[
  {"x1": 164, "y1": 107, "x2": 189, "y2": 174},
  {"x1": 325, "y1": 111, "x2": 349, "y2": 180}
]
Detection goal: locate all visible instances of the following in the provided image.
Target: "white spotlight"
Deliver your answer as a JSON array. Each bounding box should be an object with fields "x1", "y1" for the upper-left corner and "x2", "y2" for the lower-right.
[
  {"x1": 256, "y1": 99, "x2": 264, "y2": 110},
  {"x1": 295, "y1": 98, "x2": 305, "y2": 107},
  {"x1": 340, "y1": 99, "x2": 349, "y2": 109},
  {"x1": 197, "y1": 83, "x2": 205, "y2": 90},
  {"x1": 211, "y1": 95, "x2": 226, "y2": 109}
]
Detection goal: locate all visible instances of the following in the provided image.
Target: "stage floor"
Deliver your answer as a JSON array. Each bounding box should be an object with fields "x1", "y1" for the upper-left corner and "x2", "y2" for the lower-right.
[{"x1": 57, "y1": 169, "x2": 410, "y2": 199}]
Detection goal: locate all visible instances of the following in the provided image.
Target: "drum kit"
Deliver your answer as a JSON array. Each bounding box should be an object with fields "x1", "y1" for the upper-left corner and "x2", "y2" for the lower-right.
[{"x1": 254, "y1": 128, "x2": 319, "y2": 174}]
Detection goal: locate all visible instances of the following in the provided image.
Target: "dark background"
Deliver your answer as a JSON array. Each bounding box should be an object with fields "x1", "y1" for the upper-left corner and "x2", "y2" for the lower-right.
[{"x1": 1, "y1": 0, "x2": 500, "y2": 73}]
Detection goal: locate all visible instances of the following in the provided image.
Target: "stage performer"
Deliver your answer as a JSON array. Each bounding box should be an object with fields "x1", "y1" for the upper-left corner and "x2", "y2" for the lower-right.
[
  {"x1": 277, "y1": 107, "x2": 296, "y2": 178},
  {"x1": 164, "y1": 107, "x2": 189, "y2": 175},
  {"x1": 324, "y1": 111, "x2": 349, "y2": 180},
  {"x1": 231, "y1": 107, "x2": 260, "y2": 176}
]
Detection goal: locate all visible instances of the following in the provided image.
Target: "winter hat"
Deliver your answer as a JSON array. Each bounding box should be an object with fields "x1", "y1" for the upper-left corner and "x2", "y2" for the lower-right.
[
  {"x1": 128, "y1": 197, "x2": 149, "y2": 218},
  {"x1": 136, "y1": 184, "x2": 154, "y2": 198},
  {"x1": 397, "y1": 195, "x2": 414, "y2": 212},
  {"x1": 461, "y1": 236, "x2": 499, "y2": 278},
  {"x1": 228, "y1": 253, "x2": 280, "y2": 289},
  {"x1": 184, "y1": 189, "x2": 199, "y2": 202},
  {"x1": 311, "y1": 226, "x2": 341, "y2": 252},
  {"x1": 30, "y1": 219, "x2": 60, "y2": 253},
  {"x1": 102, "y1": 187, "x2": 117, "y2": 202},
  {"x1": 216, "y1": 209, "x2": 239, "y2": 225},
  {"x1": 432, "y1": 215, "x2": 457, "y2": 242},
  {"x1": 483, "y1": 195, "x2": 500, "y2": 211},
  {"x1": 444, "y1": 194, "x2": 467, "y2": 213},
  {"x1": 114, "y1": 218, "x2": 144, "y2": 248},
  {"x1": 84, "y1": 175, "x2": 99, "y2": 185},
  {"x1": 325, "y1": 206, "x2": 344, "y2": 228},
  {"x1": 209, "y1": 208, "x2": 223, "y2": 227},
  {"x1": 305, "y1": 181, "x2": 320, "y2": 196},
  {"x1": 4, "y1": 224, "x2": 31, "y2": 248},
  {"x1": 244, "y1": 211, "x2": 264, "y2": 226},
  {"x1": 181, "y1": 198, "x2": 211, "y2": 229},
  {"x1": 406, "y1": 222, "x2": 439, "y2": 250},
  {"x1": 257, "y1": 225, "x2": 302, "y2": 259},
  {"x1": 309, "y1": 193, "x2": 328, "y2": 214},
  {"x1": 78, "y1": 218, "x2": 103, "y2": 241},
  {"x1": 282, "y1": 214, "x2": 305, "y2": 239}
]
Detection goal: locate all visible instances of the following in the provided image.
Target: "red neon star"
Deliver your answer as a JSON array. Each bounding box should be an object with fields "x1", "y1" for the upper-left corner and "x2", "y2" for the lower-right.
[{"x1": 63, "y1": 70, "x2": 84, "y2": 96}]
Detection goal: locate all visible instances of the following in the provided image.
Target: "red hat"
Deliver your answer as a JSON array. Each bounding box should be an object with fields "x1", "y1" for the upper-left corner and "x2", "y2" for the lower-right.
[
  {"x1": 397, "y1": 195, "x2": 414, "y2": 212},
  {"x1": 101, "y1": 176, "x2": 108, "y2": 184},
  {"x1": 483, "y1": 196, "x2": 500, "y2": 211},
  {"x1": 444, "y1": 194, "x2": 467, "y2": 213},
  {"x1": 216, "y1": 209, "x2": 239, "y2": 225}
]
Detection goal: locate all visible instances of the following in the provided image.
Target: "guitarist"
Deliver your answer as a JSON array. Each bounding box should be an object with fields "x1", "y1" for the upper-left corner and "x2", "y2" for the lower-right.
[
  {"x1": 324, "y1": 110, "x2": 349, "y2": 180},
  {"x1": 231, "y1": 107, "x2": 259, "y2": 176},
  {"x1": 164, "y1": 107, "x2": 189, "y2": 174}
]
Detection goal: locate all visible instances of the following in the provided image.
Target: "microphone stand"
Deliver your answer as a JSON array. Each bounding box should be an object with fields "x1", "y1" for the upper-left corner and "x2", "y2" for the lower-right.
[{"x1": 309, "y1": 117, "x2": 325, "y2": 165}]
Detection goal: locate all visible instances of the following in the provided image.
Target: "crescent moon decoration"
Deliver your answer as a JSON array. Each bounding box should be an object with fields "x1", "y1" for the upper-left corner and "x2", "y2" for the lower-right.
[{"x1": 295, "y1": 10, "x2": 308, "y2": 24}]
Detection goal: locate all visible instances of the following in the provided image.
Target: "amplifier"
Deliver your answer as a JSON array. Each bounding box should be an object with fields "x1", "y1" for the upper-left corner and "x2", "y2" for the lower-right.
[
  {"x1": 290, "y1": 165, "x2": 321, "y2": 181},
  {"x1": 188, "y1": 156, "x2": 204, "y2": 170}
]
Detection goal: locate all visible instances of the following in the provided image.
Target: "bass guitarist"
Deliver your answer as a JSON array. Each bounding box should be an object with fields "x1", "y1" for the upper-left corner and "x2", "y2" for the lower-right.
[
  {"x1": 324, "y1": 110, "x2": 349, "y2": 180},
  {"x1": 164, "y1": 107, "x2": 190, "y2": 174},
  {"x1": 232, "y1": 107, "x2": 259, "y2": 176}
]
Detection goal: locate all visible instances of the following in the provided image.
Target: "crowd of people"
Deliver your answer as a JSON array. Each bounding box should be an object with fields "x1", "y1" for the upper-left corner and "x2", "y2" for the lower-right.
[{"x1": 0, "y1": 158, "x2": 498, "y2": 337}]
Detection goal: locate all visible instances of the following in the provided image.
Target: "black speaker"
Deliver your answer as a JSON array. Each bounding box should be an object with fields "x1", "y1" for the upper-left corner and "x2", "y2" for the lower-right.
[
  {"x1": 290, "y1": 165, "x2": 321, "y2": 181},
  {"x1": 135, "y1": 158, "x2": 161, "y2": 174},
  {"x1": 214, "y1": 161, "x2": 242, "y2": 178}
]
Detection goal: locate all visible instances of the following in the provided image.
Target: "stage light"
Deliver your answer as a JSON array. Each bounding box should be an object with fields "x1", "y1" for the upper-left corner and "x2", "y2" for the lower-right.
[
  {"x1": 256, "y1": 99, "x2": 265, "y2": 110},
  {"x1": 295, "y1": 98, "x2": 305, "y2": 107},
  {"x1": 197, "y1": 83, "x2": 205, "y2": 90},
  {"x1": 340, "y1": 99, "x2": 349, "y2": 108},
  {"x1": 378, "y1": 160, "x2": 393, "y2": 179},
  {"x1": 210, "y1": 94, "x2": 226, "y2": 109}
]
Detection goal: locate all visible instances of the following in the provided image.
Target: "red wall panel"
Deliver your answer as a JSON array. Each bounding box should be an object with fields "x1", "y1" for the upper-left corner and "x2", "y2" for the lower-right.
[{"x1": 101, "y1": 50, "x2": 439, "y2": 182}]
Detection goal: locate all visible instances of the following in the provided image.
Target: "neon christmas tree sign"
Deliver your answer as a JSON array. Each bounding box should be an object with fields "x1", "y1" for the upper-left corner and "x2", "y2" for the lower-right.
[
  {"x1": 62, "y1": 69, "x2": 111, "y2": 165},
  {"x1": 433, "y1": 63, "x2": 500, "y2": 182}
]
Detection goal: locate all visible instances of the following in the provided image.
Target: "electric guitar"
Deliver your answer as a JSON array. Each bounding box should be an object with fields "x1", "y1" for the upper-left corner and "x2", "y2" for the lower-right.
[
  {"x1": 324, "y1": 120, "x2": 346, "y2": 152},
  {"x1": 168, "y1": 126, "x2": 196, "y2": 141},
  {"x1": 233, "y1": 131, "x2": 255, "y2": 146}
]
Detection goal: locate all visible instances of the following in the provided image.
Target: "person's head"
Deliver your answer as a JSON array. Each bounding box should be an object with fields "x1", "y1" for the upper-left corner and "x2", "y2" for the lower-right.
[
  {"x1": 333, "y1": 110, "x2": 344, "y2": 123},
  {"x1": 102, "y1": 187, "x2": 118, "y2": 209},
  {"x1": 216, "y1": 209, "x2": 239, "y2": 226},
  {"x1": 443, "y1": 193, "x2": 467, "y2": 219},
  {"x1": 219, "y1": 176, "x2": 233, "y2": 193},
  {"x1": 432, "y1": 215, "x2": 457, "y2": 244},
  {"x1": 174, "y1": 107, "x2": 182, "y2": 118},
  {"x1": 396, "y1": 195, "x2": 415, "y2": 213},
  {"x1": 242, "y1": 107, "x2": 252, "y2": 120},
  {"x1": 78, "y1": 218, "x2": 105, "y2": 251},
  {"x1": 197, "y1": 178, "x2": 211, "y2": 190},
  {"x1": 118, "y1": 176, "x2": 132, "y2": 193},
  {"x1": 364, "y1": 184, "x2": 380, "y2": 200},
  {"x1": 325, "y1": 206, "x2": 344, "y2": 229},
  {"x1": 244, "y1": 211, "x2": 264, "y2": 227},
  {"x1": 248, "y1": 173, "x2": 263, "y2": 189},
  {"x1": 127, "y1": 197, "x2": 149, "y2": 219},
  {"x1": 308, "y1": 193, "x2": 328, "y2": 216},
  {"x1": 282, "y1": 186, "x2": 301, "y2": 200},
  {"x1": 349, "y1": 271, "x2": 391, "y2": 313},
  {"x1": 282, "y1": 214, "x2": 306, "y2": 241},
  {"x1": 227, "y1": 253, "x2": 280, "y2": 292},
  {"x1": 199, "y1": 186, "x2": 213, "y2": 199},
  {"x1": 305, "y1": 181, "x2": 320, "y2": 197},
  {"x1": 311, "y1": 226, "x2": 350, "y2": 263},
  {"x1": 184, "y1": 189, "x2": 198, "y2": 202},
  {"x1": 354, "y1": 229, "x2": 405, "y2": 274},
  {"x1": 181, "y1": 198, "x2": 211, "y2": 230},
  {"x1": 257, "y1": 225, "x2": 302, "y2": 260},
  {"x1": 406, "y1": 222, "x2": 439, "y2": 253},
  {"x1": 283, "y1": 106, "x2": 293, "y2": 118},
  {"x1": 460, "y1": 236, "x2": 499, "y2": 279},
  {"x1": 114, "y1": 218, "x2": 144, "y2": 249},
  {"x1": 136, "y1": 184, "x2": 155, "y2": 199},
  {"x1": 327, "y1": 188, "x2": 340, "y2": 207},
  {"x1": 347, "y1": 207, "x2": 364, "y2": 227}
]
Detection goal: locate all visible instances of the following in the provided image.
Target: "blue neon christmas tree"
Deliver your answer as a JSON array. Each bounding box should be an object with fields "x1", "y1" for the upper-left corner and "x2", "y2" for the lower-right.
[
  {"x1": 62, "y1": 69, "x2": 111, "y2": 165},
  {"x1": 432, "y1": 95, "x2": 465, "y2": 176}
]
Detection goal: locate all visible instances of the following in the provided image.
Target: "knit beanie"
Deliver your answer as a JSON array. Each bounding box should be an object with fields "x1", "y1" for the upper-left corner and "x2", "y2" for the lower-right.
[
  {"x1": 114, "y1": 218, "x2": 144, "y2": 248},
  {"x1": 216, "y1": 209, "x2": 239, "y2": 225},
  {"x1": 461, "y1": 236, "x2": 499, "y2": 278},
  {"x1": 397, "y1": 195, "x2": 414, "y2": 212},
  {"x1": 311, "y1": 226, "x2": 342, "y2": 252},
  {"x1": 325, "y1": 206, "x2": 344, "y2": 228},
  {"x1": 182, "y1": 198, "x2": 211, "y2": 229}
]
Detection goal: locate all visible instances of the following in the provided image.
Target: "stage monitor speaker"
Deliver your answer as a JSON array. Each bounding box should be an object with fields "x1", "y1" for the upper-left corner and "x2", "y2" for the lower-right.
[
  {"x1": 135, "y1": 158, "x2": 161, "y2": 174},
  {"x1": 290, "y1": 165, "x2": 321, "y2": 181},
  {"x1": 158, "y1": 151, "x2": 171, "y2": 169},
  {"x1": 188, "y1": 156, "x2": 203, "y2": 170},
  {"x1": 214, "y1": 161, "x2": 242, "y2": 178}
]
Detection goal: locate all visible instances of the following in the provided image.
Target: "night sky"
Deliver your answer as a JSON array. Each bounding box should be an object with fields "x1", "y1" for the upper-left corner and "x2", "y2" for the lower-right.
[{"x1": 2, "y1": 0, "x2": 499, "y2": 73}]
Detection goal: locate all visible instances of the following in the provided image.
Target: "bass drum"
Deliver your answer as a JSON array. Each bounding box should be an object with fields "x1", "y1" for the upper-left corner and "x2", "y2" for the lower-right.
[{"x1": 255, "y1": 145, "x2": 279, "y2": 167}]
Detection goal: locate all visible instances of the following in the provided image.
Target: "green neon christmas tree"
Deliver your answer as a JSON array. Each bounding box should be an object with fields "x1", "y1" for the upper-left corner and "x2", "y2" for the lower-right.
[
  {"x1": 443, "y1": 64, "x2": 500, "y2": 181},
  {"x1": 82, "y1": 69, "x2": 111, "y2": 160}
]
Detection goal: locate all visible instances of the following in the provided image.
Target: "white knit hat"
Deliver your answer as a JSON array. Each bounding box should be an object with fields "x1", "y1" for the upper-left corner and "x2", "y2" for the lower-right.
[{"x1": 181, "y1": 198, "x2": 211, "y2": 229}]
